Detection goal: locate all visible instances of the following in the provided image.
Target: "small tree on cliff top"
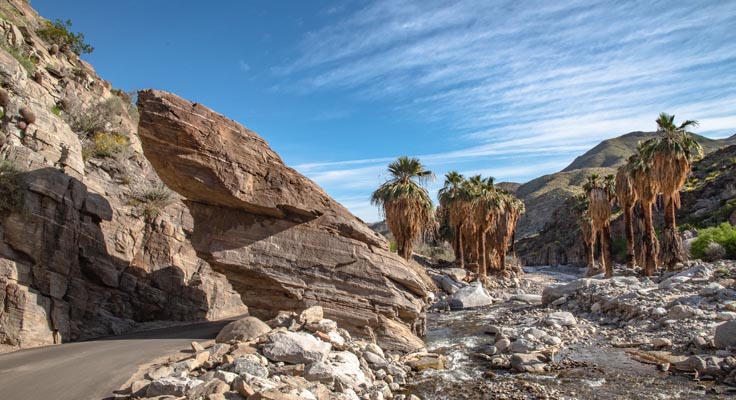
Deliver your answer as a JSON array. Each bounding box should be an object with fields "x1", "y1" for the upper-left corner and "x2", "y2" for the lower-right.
[{"x1": 37, "y1": 19, "x2": 94, "y2": 55}]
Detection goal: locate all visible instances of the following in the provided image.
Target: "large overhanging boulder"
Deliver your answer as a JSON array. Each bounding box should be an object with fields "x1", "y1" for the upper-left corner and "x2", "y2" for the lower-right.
[{"x1": 136, "y1": 90, "x2": 431, "y2": 351}]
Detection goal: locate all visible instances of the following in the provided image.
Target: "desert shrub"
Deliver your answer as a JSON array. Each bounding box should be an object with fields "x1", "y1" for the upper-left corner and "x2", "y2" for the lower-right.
[
  {"x1": 88, "y1": 131, "x2": 127, "y2": 158},
  {"x1": 66, "y1": 97, "x2": 128, "y2": 134},
  {"x1": 132, "y1": 184, "x2": 174, "y2": 221},
  {"x1": 51, "y1": 105, "x2": 61, "y2": 116},
  {"x1": 691, "y1": 223, "x2": 736, "y2": 260},
  {"x1": 110, "y1": 89, "x2": 139, "y2": 124},
  {"x1": 0, "y1": 160, "x2": 24, "y2": 215},
  {"x1": 36, "y1": 19, "x2": 93, "y2": 55},
  {"x1": 1, "y1": 43, "x2": 35, "y2": 77},
  {"x1": 703, "y1": 242, "x2": 726, "y2": 262}
]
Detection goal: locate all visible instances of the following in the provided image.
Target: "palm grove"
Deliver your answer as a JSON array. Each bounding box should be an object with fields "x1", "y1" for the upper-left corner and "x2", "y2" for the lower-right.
[
  {"x1": 372, "y1": 113, "x2": 703, "y2": 281},
  {"x1": 577, "y1": 113, "x2": 703, "y2": 277},
  {"x1": 371, "y1": 157, "x2": 525, "y2": 282}
]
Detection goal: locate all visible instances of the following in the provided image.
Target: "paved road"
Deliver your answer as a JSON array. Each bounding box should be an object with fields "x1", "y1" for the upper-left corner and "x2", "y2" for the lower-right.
[{"x1": 0, "y1": 317, "x2": 243, "y2": 400}]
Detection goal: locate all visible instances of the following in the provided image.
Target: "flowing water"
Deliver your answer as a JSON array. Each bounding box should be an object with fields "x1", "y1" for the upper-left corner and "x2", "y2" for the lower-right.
[{"x1": 404, "y1": 270, "x2": 724, "y2": 400}]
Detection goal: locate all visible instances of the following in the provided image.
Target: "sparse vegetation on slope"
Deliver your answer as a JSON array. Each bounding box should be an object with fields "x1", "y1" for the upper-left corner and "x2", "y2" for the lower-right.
[
  {"x1": 132, "y1": 184, "x2": 174, "y2": 221},
  {"x1": 36, "y1": 19, "x2": 94, "y2": 55}
]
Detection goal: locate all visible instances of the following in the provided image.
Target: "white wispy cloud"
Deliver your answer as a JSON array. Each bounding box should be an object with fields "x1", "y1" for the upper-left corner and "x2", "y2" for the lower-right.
[{"x1": 276, "y1": 0, "x2": 736, "y2": 221}]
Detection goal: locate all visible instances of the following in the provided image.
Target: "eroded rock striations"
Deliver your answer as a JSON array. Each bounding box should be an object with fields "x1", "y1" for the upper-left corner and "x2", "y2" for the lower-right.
[
  {"x1": 0, "y1": 0, "x2": 245, "y2": 350},
  {"x1": 137, "y1": 89, "x2": 432, "y2": 351}
]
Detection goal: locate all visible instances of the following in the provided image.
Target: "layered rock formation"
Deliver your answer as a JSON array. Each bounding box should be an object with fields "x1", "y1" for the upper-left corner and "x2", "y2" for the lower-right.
[
  {"x1": 137, "y1": 90, "x2": 432, "y2": 351},
  {"x1": 0, "y1": 0, "x2": 245, "y2": 350}
]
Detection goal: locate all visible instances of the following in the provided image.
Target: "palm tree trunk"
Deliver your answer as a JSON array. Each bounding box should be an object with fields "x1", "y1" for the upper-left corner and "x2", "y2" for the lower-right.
[
  {"x1": 510, "y1": 229, "x2": 516, "y2": 258},
  {"x1": 456, "y1": 223, "x2": 464, "y2": 269},
  {"x1": 602, "y1": 225, "x2": 612, "y2": 278},
  {"x1": 479, "y1": 234, "x2": 487, "y2": 280},
  {"x1": 642, "y1": 202, "x2": 658, "y2": 276},
  {"x1": 500, "y1": 244, "x2": 507, "y2": 271},
  {"x1": 661, "y1": 196, "x2": 686, "y2": 271},
  {"x1": 398, "y1": 236, "x2": 412, "y2": 260},
  {"x1": 586, "y1": 228, "x2": 597, "y2": 277},
  {"x1": 624, "y1": 205, "x2": 636, "y2": 268}
]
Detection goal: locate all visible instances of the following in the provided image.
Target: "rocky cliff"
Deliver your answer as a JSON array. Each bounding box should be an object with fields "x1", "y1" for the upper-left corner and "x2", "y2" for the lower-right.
[
  {"x1": 136, "y1": 90, "x2": 432, "y2": 351},
  {"x1": 0, "y1": 0, "x2": 245, "y2": 350}
]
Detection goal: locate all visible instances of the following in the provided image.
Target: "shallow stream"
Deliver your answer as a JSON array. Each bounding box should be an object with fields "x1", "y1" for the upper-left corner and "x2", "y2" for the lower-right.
[{"x1": 405, "y1": 272, "x2": 719, "y2": 400}]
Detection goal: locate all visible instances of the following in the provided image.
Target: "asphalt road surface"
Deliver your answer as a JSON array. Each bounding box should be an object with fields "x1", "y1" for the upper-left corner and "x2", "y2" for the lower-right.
[{"x1": 0, "y1": 317, "x2": 243, "y2": 400}]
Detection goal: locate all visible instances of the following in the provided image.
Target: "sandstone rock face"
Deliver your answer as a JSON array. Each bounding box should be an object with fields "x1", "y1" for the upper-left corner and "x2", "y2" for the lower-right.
[
  {"x1": 0, "y1": 5, "x2": 245, "y2": 350},
  {"x1": 136, "y1": 90, "x2": 431, "y2": 351},
  {"x1": 215, "y1": 316, "x2": 271, "y2": 343}
]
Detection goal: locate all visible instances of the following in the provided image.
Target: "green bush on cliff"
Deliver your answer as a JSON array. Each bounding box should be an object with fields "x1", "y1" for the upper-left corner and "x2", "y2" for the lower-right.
[
  {"x1": 1, "y1": 43, "x2": 35, "y2": 77},
  {"x1": 0, "y1": 160, "x2": 24, "y2": 215},
  {"x1": 36, "y1": 19, "x2": 93, "y2": 55},
  {"x1": 691, "y1": 223, "x2": 736, "y2": 260},
  {"x1": 131, "y1": 184, "x2": 174, "y2": 221}
]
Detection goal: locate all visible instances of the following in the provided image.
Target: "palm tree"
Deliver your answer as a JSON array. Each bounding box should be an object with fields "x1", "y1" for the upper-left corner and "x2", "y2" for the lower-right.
[
  {"x1": 438, "y1": 171, "x2": 466, "y2": 266},
  {"x1": 371, "y1": 156, "x2": 435, "y2": 260},
  {"x1": 469, "y1": 175, "x2": 500, "y2": 280},
  {"x1": 584, "y1": 174, "x2": 615, "y2": 278},
  {"x1": 490, "y1": 192, "x2": 525, "y2": 273},
  {"x1": 630, "y1": 152, "x2": 659, "y2": 276},
  {"x1": 458, "y1": 175, "x2": 484, "y2": 269},
  {"x1": 615, "y1": 157, "x2": 638, "y2": 268},
  {"x1": 640, "y1": 113, "x2": 703, "y2": 270},
  {"x1": 573, "y1": 193, "x2": 596, "y2": 273}
]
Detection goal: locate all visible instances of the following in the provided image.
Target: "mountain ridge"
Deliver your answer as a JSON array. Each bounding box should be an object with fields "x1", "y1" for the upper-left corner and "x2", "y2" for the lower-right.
[{"x1": 514, "y1": 131, "x2": 736, "y2": 238}]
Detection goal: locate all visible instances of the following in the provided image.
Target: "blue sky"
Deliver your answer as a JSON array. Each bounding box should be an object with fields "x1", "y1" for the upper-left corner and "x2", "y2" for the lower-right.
[{"x1": 33, "y1": 1, "x2": 736, "y2": 222}]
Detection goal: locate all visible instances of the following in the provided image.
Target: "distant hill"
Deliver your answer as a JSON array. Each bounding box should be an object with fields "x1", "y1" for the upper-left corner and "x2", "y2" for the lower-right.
[
  {"x1": 497, "y1": 182, "x2": 522, "y2": 194},
  {"x1": 517, "y1": 144, "x2": 736, "y2": 267},
  {"x1": 514, "y1": 131, "x2": 736, "y2": 238},
  {"x1": 562, "y1": 131, "x2": 735, "y2": 172},
  {"x1": 515, "y1": 167, "x2": 615, "y2": 238}
]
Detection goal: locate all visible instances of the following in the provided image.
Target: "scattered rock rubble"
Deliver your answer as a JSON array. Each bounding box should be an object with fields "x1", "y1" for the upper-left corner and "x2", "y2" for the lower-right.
[
  {"x1": 422, "y1": 260, "x2": 736, "y2": 397},
  {"x1": 122, "y1": 306, "x2": 444, "y2": 400},
  {"x1": 540, "y1": 260, "x2": 736, "y2": 386}
]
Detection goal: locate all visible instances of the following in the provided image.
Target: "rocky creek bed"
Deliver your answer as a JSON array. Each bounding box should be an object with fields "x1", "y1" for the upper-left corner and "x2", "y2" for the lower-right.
[
  {"x1": 408, "y1": 262, "x2": 736, "y2": 399},
  {"x1": 119, "y1": 261, "x2": 736, "y2": 399}
]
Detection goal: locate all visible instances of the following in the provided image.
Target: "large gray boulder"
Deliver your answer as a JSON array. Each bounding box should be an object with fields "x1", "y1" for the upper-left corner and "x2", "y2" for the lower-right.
[
  {"x1": 215, "y1": 316, "x2": 271, "y2": 343},
  {"x1": 146, "y1": 377, "x2": 203, "y2": 397},
  {"x1": 510, "y1": 353, "x2": 547, "y2": 373},
  {"x1": 443, "y1": 268, "x2": 467, "y2": 282},
  {"x1": 509, "y1": 294, "x2": 542, "y2": 304},
  {"x1": 303, "y1": 351, "x2": 368, "y2": 389},
  {"x1": 230, "y1": 356, "x2": 269, "y2": 378},
  {"x1": 449, "y1": 282, "x2": 494, "y2": 310},
  {"x1": 544, "y1": 311, "x2": 577, "y2": 327},
  {"x1": 541, "y1": 278, "x2": 597, "y2": 305},
  {"x1": 262, "y1": 331, "x2": 331, "y2": 364},
  {"x1": 715, "y1": 320, "x2": 736, "y2": 349},
  {"x1": 439, "y1": 275, "x2": 462, "y2": 295}
]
